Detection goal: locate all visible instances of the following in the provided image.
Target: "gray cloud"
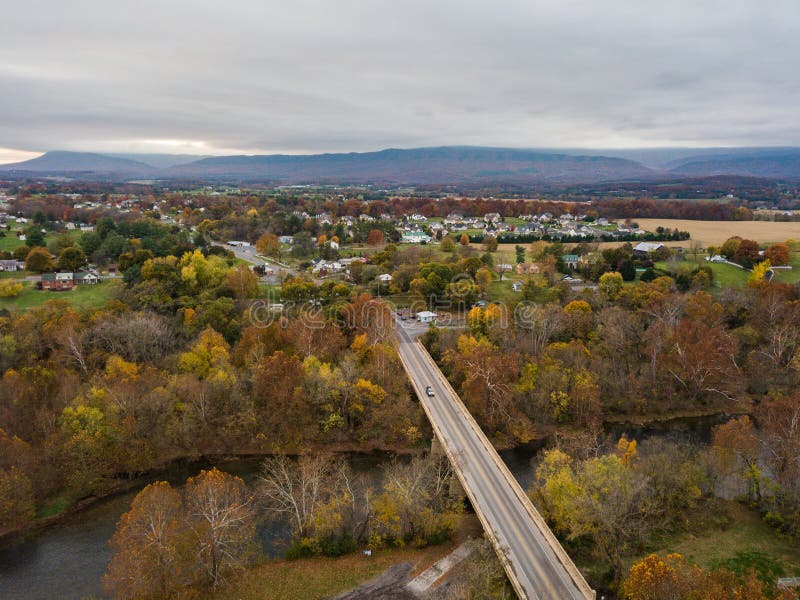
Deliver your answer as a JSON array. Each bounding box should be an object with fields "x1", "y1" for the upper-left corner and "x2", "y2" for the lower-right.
[{"x1": 0, "y1": 0, "x2": 799, "y2": 158}]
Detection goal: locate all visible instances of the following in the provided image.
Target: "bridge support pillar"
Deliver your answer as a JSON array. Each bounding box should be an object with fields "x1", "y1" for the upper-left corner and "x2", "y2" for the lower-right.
[{"x1": 430, "y1": 437, "x2": 445, "y2": 457}]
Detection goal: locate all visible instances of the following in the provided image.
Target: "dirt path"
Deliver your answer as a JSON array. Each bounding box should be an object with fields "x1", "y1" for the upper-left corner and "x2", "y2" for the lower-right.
[{"x1": 331, "y1": 562, "x2": 417, "y2": 600}]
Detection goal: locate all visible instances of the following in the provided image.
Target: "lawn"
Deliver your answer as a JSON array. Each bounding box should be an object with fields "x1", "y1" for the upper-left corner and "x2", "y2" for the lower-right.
[
  {"x1": 0, "y1": 280, "x2": 120, "y2": 310},
  {"x1": 0, "y1": 232, "x2": 25, "y2": 252},
  {"x1": 654, "y1": 258, "x2": 750, "y2": 288},
  {"x1": 202, "y1": 542, "x2": 457, "y2": 600},
  {"x1": 642, "y1": 501, "x2": 800, "y2": 575},
  {"x1": 488, "y1": 277, "x2": 522, "y2": 304},
  {"x1": 771, "y1": 251, "x2": 800, "y2": 285}
]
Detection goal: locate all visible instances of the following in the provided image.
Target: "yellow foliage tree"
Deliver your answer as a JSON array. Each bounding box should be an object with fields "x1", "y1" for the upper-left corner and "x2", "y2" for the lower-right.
[{"x1": 0, "y1": 279, "x2": 23, "y2": 298}]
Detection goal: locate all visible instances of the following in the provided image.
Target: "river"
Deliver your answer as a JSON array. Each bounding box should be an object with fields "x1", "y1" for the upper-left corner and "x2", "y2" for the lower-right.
[{"x1": 0, "y1": 415, "x2": 726, "y2": 599}]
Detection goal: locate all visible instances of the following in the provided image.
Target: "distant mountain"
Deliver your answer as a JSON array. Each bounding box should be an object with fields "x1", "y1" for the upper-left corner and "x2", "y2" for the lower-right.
[
  {"x1": 0, "y1": 151, "x2": 155, "y2": 177},
  {"x1": 162, "y1": 146, "x2": 659, "y2": 185},
  {"x1": 668, "y1": 148, "x2": 800, "y2": 180},
  {"x1": 4, "y1": 146, "x2": 800, "y2": 185},
  {"x1": 107, "y1": 153, "x2": 212, "y2": 169}
]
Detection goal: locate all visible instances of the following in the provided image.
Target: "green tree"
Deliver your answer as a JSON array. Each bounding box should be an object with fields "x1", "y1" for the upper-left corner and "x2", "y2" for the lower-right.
[
  {"x1": 24, "y1": 225, "x2": 45, "y2": 248},
  {"x1": 56, "y1": 246, "x2": 87, "y2": 272},
  {"x1": 619, "y1": 259, "x2": 636, "y2": 282},
  {"x1": 78, "y1": 231, "x2": 102, "y2": 257}
]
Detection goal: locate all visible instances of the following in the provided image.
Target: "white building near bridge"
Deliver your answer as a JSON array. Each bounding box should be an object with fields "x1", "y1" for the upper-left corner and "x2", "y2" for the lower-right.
[{"x1": 415, "y1": 311, "x2": 438, "y2": 323}]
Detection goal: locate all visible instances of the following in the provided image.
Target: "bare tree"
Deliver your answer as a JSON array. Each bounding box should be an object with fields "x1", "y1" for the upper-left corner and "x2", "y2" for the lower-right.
[
  {"x1": 184, "y1": 468, "x2": 256, "y2": 587},
  {"x1": 258, "y1": 454, "x2": 333, "y2": 537}
]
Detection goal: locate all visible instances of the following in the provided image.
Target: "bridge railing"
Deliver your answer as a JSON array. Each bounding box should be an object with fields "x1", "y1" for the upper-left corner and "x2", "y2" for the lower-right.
[{"x1": 396, "y1": 335, "x2": 595, "y2": 600}]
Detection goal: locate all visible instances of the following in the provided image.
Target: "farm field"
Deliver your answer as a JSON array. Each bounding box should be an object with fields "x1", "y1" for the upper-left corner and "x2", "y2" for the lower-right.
[{"x1": 633, "y1": 219, "x2": 800, "y2": 245}]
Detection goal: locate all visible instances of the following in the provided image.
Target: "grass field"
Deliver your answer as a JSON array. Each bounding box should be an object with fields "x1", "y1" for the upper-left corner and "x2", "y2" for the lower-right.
[
  {"x1": 643, "y1": 501, "x2": 800, "y2": 575},
  {"x1": 0, "y1": 280, "x2": 120, "y2": 311},
  {"x1": 634, "y1": 219, "x2": 800, "y2": 246},
  {"x1": 654, "y1": 257, "x2": 751, "y2": 288},
  {"x1": 0, "y1": 232, "x2": 26, "y2": 252},
  {"x1": 203, "y1": 542, "x2": 457, "y2": 600}
]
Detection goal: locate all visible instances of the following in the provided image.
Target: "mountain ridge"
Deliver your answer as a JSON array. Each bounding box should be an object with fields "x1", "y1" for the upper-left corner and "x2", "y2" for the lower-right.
[{"x1": 2, "y1": 146, "x2": 800, "y2": 184}]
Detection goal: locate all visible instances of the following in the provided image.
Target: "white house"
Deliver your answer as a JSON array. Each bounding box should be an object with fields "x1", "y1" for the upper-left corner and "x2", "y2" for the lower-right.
[
  {"x1": 378, "y1": 273, "x2": 393, "y2": 283},
  {"x1": 401, "y1": 231, "x2": 432, "y2": 244},
  {"x1": 415, "y1": 311, "x2": 438, "y2": 324}
]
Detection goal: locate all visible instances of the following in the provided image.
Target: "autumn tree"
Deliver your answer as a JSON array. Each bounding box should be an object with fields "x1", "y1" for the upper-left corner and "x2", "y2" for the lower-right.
[
  {"x1": 0, "y1": 467, "x2": 35, "y2": 530},
  {"x1": 733, "y1": 239, "x2": 761, "y2": 268},
  {"x1": 367, "y1": 229, "x2": 385, "y2": 246},
  {"x1": 441, "y1": 236, "x2": 455, "y2": 252},
  {"x1": 621, "y1": 553, "x2": 702, "y2": 600},
  {"x1": 0, "y1": 279, "x2": 23, "y2": 298},
  {"x1": 475, "y1": 267, "x2": 492, "y2": 293},
  {"x1": 225, "y1": 264, "x2": 259, "y2": 299},
  {"x1": 184, "y1": 468, "x2": 257, "y2": 587},
  {"x1": 372, "y1": 454, "x2": 459, "y2": 547},
  {"x1": 459, "y1": 233, "x2": 470, "y2": 246},
  {"x1": 599, "y1": 271, "x2": 624, "y2": 300},
  {"x1": 662, "y1": 292, "x2": 741, "y2": 403},
  {"x1": 445, "y1": 335, "x2": 526, "y2": 440},
  {"x1": 711, "y1": 416, "x2": 764, "y2": 502},
  {"x1": 482, "y1": 236, "x2": 498, "y2": 252},
  {"x1": 256, "y1": 232, "x2": 281, "y2": 257},
  {"x1": 104, "y1": 482, "x2": 191, "y2": 599},
  {"x1": 25, "y1": 246, "x2": 54, "y2": 273},
  {"x1": 765, "y1": 242, "x2": 791, "y2": 266},
  {"x1": 534, "y1": 447, "x2": 653, "y2": 586},
  {"x1": 720, "y1": 236, "x2": 742, "y2": 259}
]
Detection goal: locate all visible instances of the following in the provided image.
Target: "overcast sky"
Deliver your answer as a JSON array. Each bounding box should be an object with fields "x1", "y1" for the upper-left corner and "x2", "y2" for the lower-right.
[{"x1": 1, "y1": 0, "x2": 799, "y2": 163}]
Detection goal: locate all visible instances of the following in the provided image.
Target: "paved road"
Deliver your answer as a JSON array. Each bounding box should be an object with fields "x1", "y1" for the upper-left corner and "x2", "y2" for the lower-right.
[{"x1": 395, "y1": 320, "x2": 593, "y2": 600}]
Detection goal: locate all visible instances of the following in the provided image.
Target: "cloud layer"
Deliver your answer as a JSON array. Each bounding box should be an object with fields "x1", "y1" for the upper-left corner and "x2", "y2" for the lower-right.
[{"x1": 1, "y1": 0, "x2": 799, "y2": 159}]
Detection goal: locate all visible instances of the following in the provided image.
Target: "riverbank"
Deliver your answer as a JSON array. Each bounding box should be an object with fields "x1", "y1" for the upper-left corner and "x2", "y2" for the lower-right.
[
  {"x1": 0, "y1": 444, "x2": 424, "y2": 544},
  {"x1": 200, "y1": 515, "x2": 483, "y2": 600},
  {"x1": 2, "y1": 405, "x2": 746, "y2": 545}
]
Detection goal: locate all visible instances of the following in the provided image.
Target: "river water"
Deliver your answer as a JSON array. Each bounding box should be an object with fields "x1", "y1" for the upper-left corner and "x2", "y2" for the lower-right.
[{"x1": 0, "y1": 416, "x2": 724, "y2": 600}]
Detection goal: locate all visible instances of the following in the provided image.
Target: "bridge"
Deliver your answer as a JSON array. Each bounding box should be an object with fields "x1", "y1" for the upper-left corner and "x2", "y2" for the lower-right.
[{"x1": 395, "y1": 320, "x2": 595, "y2": 600}]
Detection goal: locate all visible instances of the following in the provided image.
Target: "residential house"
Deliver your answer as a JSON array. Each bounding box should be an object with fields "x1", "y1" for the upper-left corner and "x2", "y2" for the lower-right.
[
  {"x1": 401, "y1": 231, "x2": 432, "y2": 244},
  {"x1": 0, "y1": 259, "x2": 24, "y2": 272},
  {"x1": 39, "y1": 272, "x2": 75, "y2": 291},
  {"x1": 74, "y1": 270, "x2": 100, "y2": 285},
  {"x1": 562, "y1": 254, "x2": 580, "y2": 269},
  {"x1": 516, "y1": 262, "x2": 541, "y2": 275},
  {"x1": 511, "y1": 281, "x2": 523, "y2": 292}
]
